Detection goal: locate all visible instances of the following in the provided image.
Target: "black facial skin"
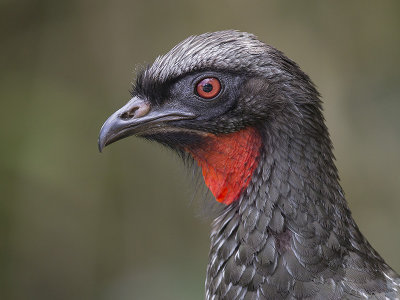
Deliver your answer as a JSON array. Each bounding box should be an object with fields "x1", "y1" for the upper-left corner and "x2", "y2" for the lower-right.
[
  {"x1": 137, "y1": 70, "x2": 249, "y2": 150},
  {"x1": 170, "y1": 72, "x2": 239, "y2": 117},
  {"x1": 137, "y1": 70, "x2": 243, "y2": 123}
]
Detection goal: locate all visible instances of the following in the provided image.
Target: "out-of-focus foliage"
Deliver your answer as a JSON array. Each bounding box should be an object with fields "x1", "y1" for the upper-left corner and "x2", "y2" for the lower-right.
[{"x1": 1, "y1": 1, "x2": 399, "y2": 299}]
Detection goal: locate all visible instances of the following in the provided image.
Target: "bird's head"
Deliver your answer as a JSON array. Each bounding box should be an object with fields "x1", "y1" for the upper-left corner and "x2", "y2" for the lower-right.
[{"x1": 99, "y1": 30, "x2": 322, "y2": 205}]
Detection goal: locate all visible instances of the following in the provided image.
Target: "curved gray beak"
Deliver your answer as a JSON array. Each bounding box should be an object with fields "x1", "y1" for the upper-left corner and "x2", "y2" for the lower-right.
[{"x1": 98, "y1": 97, "x2": 195, "y2": 152}]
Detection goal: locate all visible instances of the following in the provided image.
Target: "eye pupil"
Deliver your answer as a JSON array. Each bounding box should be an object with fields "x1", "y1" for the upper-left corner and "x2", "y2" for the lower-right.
[
  {"x1": 196, "y1": 77, "x2": 221, "y2": 99},
  {"x1": 202, "y1": 83, "x2": 213, "y2": 93}
]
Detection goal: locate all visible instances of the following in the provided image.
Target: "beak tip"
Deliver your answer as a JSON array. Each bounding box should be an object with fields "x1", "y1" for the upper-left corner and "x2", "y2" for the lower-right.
[
  {"x1": 98, "y1": 142, "x2": 103, "y2": 153},
  {"x1": 98, "y1": 137, "x2": 104, "y2": 153},
  {"x1": 98, "y1": 128, "x2": 108, "y2": 153}
]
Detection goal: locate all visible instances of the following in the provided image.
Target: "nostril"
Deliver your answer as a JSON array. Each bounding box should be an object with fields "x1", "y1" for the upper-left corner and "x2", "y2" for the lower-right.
[
  {"x1": 119, "y1": 101, "x2": 151, "y2": 121},
  {"x1": 120, "y1": 106, "x2": 139, "y2": 120}
]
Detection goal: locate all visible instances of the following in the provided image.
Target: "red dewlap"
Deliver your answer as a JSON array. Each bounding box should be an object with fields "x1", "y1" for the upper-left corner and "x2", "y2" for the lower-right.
[{"x1": 187, "y1": 127, "x2": 262, "y2": 205}]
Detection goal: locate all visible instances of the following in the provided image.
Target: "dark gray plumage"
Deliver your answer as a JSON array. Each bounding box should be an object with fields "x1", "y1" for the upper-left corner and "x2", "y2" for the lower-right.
[{"x1": 99, "y1": 30, "x2": 400, "y2": 299}]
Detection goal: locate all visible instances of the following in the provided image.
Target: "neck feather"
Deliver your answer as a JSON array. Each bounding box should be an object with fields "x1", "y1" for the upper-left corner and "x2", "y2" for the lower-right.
[{"x1": 205, "y1": 111, "x2": 393, "y2": 298}]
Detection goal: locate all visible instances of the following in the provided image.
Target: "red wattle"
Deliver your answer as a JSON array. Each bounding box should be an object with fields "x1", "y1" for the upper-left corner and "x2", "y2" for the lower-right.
[{"x1": 187, "y1": 127, "x2": 262, "y2": 205}]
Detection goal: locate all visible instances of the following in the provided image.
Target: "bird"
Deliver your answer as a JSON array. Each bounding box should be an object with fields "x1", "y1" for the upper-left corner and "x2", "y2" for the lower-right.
[{"x1": 98, "y1": 30, "x2": 400, "y2": 299}]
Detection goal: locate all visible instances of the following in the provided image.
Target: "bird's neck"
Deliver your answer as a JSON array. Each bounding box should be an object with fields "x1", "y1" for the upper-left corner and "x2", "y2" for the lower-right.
[
  {"x1": 205, "y1": 115, "x2": 379, "y2": 297},
  {"x1": 210, "y1": 116, "x2": 353, "y2": 239}
]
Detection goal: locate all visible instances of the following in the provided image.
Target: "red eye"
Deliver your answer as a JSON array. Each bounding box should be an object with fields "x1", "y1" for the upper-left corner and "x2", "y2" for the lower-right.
[{"x1": 196, "y1": 77, "x2": 221, "y2": 99}]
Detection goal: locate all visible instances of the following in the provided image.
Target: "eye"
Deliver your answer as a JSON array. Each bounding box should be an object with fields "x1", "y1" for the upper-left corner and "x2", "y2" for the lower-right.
[{"x1": 196, "y1": 77, "x2": 221, "y2": 99}]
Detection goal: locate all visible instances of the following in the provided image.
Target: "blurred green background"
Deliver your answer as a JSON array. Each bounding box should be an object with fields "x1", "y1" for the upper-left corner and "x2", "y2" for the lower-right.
[{"x1": 1, "y1": 1, "x2": 400, "y2": 299}]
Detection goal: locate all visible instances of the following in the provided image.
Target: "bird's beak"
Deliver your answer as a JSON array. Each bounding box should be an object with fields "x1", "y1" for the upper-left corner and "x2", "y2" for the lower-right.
[{"x1": 98, "y1": 96, "x2": 195, "y2": 152}]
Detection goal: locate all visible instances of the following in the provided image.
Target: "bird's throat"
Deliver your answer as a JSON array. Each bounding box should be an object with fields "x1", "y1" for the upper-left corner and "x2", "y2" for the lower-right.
[{"x1": 187, "y1": 127, "x2": 262, "y2": 205}]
